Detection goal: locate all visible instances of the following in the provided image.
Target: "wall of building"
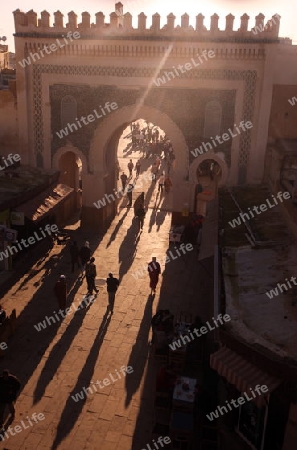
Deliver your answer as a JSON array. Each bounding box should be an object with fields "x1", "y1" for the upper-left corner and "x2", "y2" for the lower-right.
[
  {"x1": 268, "y1": 85, "x2": 297, "y2": 139},
  {"x1": 0, "y1": 83, "x2": 18, "y2": 155},
  {"x1": 8, "y1": 5, "x2": 297, "y2": 229}
]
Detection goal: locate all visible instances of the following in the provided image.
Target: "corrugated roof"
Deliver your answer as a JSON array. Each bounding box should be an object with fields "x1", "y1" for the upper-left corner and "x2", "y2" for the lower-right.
[{"x1": 15, "y1": 183, "x2": 74, "y2": 221}]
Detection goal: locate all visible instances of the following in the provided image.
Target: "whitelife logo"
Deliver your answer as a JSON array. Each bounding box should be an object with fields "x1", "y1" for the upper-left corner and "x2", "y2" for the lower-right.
[
  {"x1": 206, "y1": 384, "x2": 268, "y2": 421},
  {"x1": 0, "y1": 153, "x2": 20, "y2": 170},
  {"x1": 56, "y1": 102, "x2": 118, "y2": 139},
  {"x1": 153, "y1": 50, "x2": 215, "y2": 87},
  {"x1": 93, "y1": 171, "x2": 154, "y2": 209},
  {"x1": 169, "y1": 314, "x2": 231, "y2": 351},
  {"x1": 228, "y1": 191, "x2": 291, "y2": 229},
  {"x1": 34, "y1": 296, "x2": 96, "y2": 332},
  {"x1": 71, "y1": 366, "x2": 133, "y2": 402},
  {"x1": 141, "y1": 436, "x2": 171, "y2": 450},
  {"x1": 266, "y1": 276, "x2": 297, "y2": 299},
  {"x1": 251, "y1": 14, "x2": 280, "y2": 35},
  {"x1": 131, "y1": 244, "x2": 194, "y2": 280},
  {"x1": 191, "y1": 121, "x2": 253, "y2": 158},
  {"x1": 0, "y1": 224, "x2": 58, "y2": 261},
  {"x1": 288, "y1": 96, "x2": 297, "y2": 106},
  {"x1": 18, "y1": 31, "x2": 80, "y2": 68},
  {"x1": 0, "y1": 412, "x2": 45, "y2": 441}
]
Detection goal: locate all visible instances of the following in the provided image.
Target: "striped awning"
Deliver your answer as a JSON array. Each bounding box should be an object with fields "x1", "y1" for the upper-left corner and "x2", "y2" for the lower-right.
[{"x1": 210, "y1": 346, "x2": 281, "y2": 408}]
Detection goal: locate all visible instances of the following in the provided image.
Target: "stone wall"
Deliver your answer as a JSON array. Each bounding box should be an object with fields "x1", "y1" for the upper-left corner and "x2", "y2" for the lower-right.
[
  {"x1": 268, "y1": 85, "x2": 297, "y2": 140},
  {"x1": 0, "y1": 82, "x2": 18, "y2": 155}
]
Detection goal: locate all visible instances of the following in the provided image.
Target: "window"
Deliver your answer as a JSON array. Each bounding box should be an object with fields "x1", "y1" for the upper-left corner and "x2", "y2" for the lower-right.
[
  {"x1": 236, "y1": 400, "x2": 266, "y2": 449},
  {"x1": 204, "y1": 100, "x2": 222, "y2": 138},
  {"x1": 61, "y1": 95, "x2": 77, "y2": 129}
]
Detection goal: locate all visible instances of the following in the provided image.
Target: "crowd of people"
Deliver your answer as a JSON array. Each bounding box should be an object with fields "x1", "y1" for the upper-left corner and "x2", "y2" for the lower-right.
[{"x1": 125, "y1": 121, "x2": 176, "y2": 170}]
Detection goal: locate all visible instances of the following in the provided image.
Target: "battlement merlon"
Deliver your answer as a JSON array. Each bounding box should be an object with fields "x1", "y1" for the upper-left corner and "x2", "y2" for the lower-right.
[{"x1": 13, "y1": 8, "x2": 281, "y2": 39}]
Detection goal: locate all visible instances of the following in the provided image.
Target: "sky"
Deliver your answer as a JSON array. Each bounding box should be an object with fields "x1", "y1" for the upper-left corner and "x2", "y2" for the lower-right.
[{"x1": 1, "y1": 0, "x2": 297, "y2": 52}]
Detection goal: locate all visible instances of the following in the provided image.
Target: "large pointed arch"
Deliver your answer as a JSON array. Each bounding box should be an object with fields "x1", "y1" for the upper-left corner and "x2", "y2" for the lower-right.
[{"x1": 89, "y1": 103, "x2": 189, "y2": 182}]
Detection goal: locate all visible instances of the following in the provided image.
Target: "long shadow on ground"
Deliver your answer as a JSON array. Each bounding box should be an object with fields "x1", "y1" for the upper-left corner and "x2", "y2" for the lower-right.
[
  {"x1": 106, "y1": 209, "x2": 129, "y2": 248},
  {"x1": 51, "y1": 308, "x2": 112, "y2": 450},
  {"x1": 0, "y1": 232, "x2": 103, "y2": 407},
  {"x1": 118, "y1": 220, "x2": 141, "y2": 282},
  {"x1": 131, "y1": 248, "x2": 215, "y2": 449},
  {"x1": 124, "y1": 295, "x2": 153, "y2": 408},
  {"x1": 33, "y1": 294, "x2": 97, "y2": 404}
]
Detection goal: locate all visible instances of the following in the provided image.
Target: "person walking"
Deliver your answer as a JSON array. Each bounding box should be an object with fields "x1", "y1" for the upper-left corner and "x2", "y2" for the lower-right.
[
  {"x1": 54, "y1": 275, "x2": 67, "y2": 310},
  {"x1": 120, "y1": 172, "x2": 128, "y2": 191},
  {"x1": 158, "y1": 173, "x2": 165, "y2": 192},
  {"x1": 135, "y1": 160, "x2": 141, "y2": 178},
  {"x1": 128, "y1": 159, "x2": 134, "y2": 177},
  {"x1": 155, "y1": 156, "x2": 161, "y2": 170},
  {"x1": 139, "y1": 131, "x2": 144, "y2": 149},
  {"x1": 148, "y1": 257, "x2": 161, "y2": 294},
  {"x1": 106, "y1": 273, "x2": 119, "y2": 313},
  {"x1": 79, "y1": 241, "x2": 91, "y2": 279},
  {"x1": 85, "y1": 257, "x2": 99, "y2": 296},
  {"x1": 151, "y1": 164, "x2": 158, "y2": 183},
  {"x1": 126, "y1": 183, "x2": 134, "y2": 207},
  {"x1": 70, "y1": 240, "x2": 80, "y2": 273},
  {"x1": 133, "y1": 192, "x2": 145, "y2": 217},
  {"x1": 0, "y1": 370, "x2": 21, "y2": 428},
  {"x1": 164, "y1": 177, "x2": 172, "y2": 193},
  {"x1": 135, "y1": 205, "x2": 146, "y2": 231}
]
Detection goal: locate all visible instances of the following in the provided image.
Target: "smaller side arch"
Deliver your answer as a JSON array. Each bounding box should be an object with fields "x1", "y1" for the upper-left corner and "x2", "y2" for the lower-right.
[
  {"x1": 189, "y1": 151, "x2": 229, "y2": 187},
  {"x1": 52, "y1": 144, "x2": 88, "y2": 174}
]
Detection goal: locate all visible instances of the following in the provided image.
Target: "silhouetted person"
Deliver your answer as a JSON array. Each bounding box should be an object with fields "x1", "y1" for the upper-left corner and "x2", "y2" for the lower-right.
[
  {"x1": 70, "y1": 240, "x2": 80, "y2": 272},
  {"x1": 106, "y1": 273, "x2": 119, "y2": 313},
  {"x1": 126, "y1": 183, "x2": 134, "y2": 207},
  {"x1": 136, "y1": 206, "x2": 146, "y2": 230},
  {"x1": 85, "y1": 257, "x2": 99, "y2": 295},
  {"x1": 128, "y1": 159, "x2": 134, "y2": 177},
  {"x1": 148, "y1": 257, "x2": 161, "y2": 294},
  {"x1": 54, "y1": 275, "x2": 67, "y2": 310},
  {"x1": 79, "y1": 241, "x2": 91, "y2": 270},
  {"x1": 120, "y1": 172, "x2": 128, "y2": 190},
  {"x1": 0, "y1": 370, "x2": 21, "y2": 427},
  {"x1": 135, "y1": 160, "x2": 141, "y2": 177}
]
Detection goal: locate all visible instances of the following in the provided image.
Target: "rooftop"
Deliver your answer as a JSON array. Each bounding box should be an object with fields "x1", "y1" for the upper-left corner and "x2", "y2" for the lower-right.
[
  {"x1": 0, "y1": 165, "x2": 58, "y2": 211},
  {"x1": 13, "y1": 6, "x2": 281, "y2": 43},
  {"x1": 220, "y1": 185, "x2": 297, "y2": 364}
]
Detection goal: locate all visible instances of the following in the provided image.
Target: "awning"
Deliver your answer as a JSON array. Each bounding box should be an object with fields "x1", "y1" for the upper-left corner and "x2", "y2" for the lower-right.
[
  {"x1": 15, "y1": 183, "x2": 74, "y2": 222},
  {"x1": 210, "y1": 347, "x2": 281, "y2": 408}
]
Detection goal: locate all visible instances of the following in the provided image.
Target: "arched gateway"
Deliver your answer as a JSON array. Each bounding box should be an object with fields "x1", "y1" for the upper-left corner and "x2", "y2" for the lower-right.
[
  {"x1": 83, "y1": 104, "x2": 189, "y2": 228},
  {"x1": 13, "y1": 3, "x2": 283, "y2": 229}
]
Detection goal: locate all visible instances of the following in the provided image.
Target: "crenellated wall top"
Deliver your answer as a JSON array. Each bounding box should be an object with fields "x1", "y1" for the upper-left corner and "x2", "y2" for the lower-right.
[{"x1": 13, "y1": 3, "x2": 281, "y2": 40}]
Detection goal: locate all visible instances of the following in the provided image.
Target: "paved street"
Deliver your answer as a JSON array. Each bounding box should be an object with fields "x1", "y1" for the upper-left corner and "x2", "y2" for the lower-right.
[
  {"x1": 0, "y1": 207, "x2": 214, "y2": 450},
  {"x1": 0, "y1": 122, "x2": 214, "y2": 449}
]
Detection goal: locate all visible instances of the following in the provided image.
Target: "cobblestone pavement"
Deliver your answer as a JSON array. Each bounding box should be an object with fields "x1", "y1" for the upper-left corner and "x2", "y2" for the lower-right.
[{"x1": 0, "y1": 122, "x2": 214, "y2": 449}]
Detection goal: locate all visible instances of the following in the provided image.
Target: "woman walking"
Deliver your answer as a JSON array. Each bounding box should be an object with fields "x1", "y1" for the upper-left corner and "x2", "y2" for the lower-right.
[
  {"x1": 54, "y1": 275, "x2": 67, "y2": 310},
  {"x1": 148, "y1": 257, "x2": 161, "y2": 294}
]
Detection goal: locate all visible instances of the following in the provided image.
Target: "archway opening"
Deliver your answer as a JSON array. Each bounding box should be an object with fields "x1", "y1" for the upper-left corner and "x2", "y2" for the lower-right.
[
  {"x1": 194, "y1": 158, "x2": 222, "y2": 216},
  {"x1": 104, "y1": 119, "x2": 176, "y2": 217},
  {"x1": 58, "y1": 151, "x2": 82, "y2": 210}
]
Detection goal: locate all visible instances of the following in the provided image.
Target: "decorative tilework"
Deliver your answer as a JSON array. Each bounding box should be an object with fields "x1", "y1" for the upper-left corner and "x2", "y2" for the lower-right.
[{"x1": 33, "y1": 65, "x2": 256, "y2": 182}]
